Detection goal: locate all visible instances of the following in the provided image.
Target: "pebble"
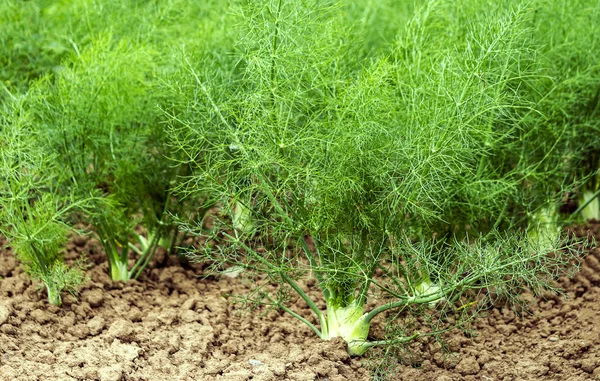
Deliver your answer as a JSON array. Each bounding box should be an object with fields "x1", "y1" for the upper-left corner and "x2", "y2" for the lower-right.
[{"x1": 249, "y1": 359, "x2": 265, "y2": 367}]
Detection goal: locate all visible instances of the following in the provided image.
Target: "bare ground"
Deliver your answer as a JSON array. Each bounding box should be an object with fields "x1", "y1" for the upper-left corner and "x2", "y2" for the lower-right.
[{"x1": 0, "y1": 224, "x2": 599, "y2": 381}]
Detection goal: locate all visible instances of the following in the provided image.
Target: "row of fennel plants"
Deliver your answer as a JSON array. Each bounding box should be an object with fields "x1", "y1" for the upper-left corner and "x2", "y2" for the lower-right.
[{"x1": 0, "y1": 0, "x2": 598, "y2": 358}]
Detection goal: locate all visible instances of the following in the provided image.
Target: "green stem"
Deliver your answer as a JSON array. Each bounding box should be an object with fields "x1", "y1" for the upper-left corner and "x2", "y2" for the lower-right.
[
  {"x1": 363, "y1": 290, "x2": 445, "y2": 324},
  {"x1": 222, "y1": 235, "x2": 327, "y2": 337},
  {"x1": 269, "y1": 0, "x2": 283, "y2": 107},
  {"x1": 574, "y1": 187, "x2": 600, "y2": 217},
  {"x1": 28, "y1": 241, "x2": 49, "y2": 274},
  {"x1": 376, "y1": 263, "x2": 408, "y2": 295},
  {"x1": 110, "y1": 260, "x2": 129, "y2": 282},
  {"x1": 356, "y1": 234, "x2": 386, "y2": 306},
  {"x1": 353, "y1": 229, "x2": 369, "y2": 262},
  {"x1": 348, "y1": 332, "x2": 420, "y2": 356},
  {"x1": 264, "y1": 293, "x2": 323, "y2": 338},
  {"x1": 280, "y1": 272, "x2": 326, "y2": 326},
  {"x1": 46, "y1": 284, "x2": 62, "y2": 306},
  {"x1": 130, "y1": 192, "x2": 174, "y2": 278},
  {"x1": 256, "y1": 173, "x2": 296, "y2": 225},
  {"x1": 348, "y1": 333, "x2": 420, "y2": 356},
  {"x1": 20, "y1": 203, "x2": 49, "y2": 273},
  {"x1": 356, "y1": 262, "x2": 378, "y2": 307},
  {"x1": 130, "y1": 231, "x2": 160, "y2": 279},
  {"x1": 165, "y1": 202, "x2": 186, "y2": 255},
  {"x1": 98, "y1": 227, "x2": 129, "y2": 281},
  {"x1": 128, "y1": 241, "x2": 144, "y2": 256}
]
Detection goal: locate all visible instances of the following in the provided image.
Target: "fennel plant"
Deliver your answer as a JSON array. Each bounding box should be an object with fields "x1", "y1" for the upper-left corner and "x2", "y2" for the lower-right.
[
  {"x1": 174, "y1": 0, "x2": 582, "y2": 355},
  {"x1": 0, "y1": 95, "x2": 88, "y2": 306},
  {"x1": 28, "y1": 35, "x2": 202, "y2": 281},
  {"x1": 1, "y1": 0, "x2": 227, "y2": 283}
]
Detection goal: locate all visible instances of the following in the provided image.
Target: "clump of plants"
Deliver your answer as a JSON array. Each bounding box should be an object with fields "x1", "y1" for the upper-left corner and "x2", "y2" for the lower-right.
[
  {"x1": 0, "y1": 0, "x2": 230, "y2": 285},
  {"x1": 172, "y1": 0, "x2": 588, "y2": 355},
  {"x1": 0, "y1": 95, "x2": 89, "y2": 306},
  {"x1": 26, "y1": 35, "x2": 196, "y2": 281}
]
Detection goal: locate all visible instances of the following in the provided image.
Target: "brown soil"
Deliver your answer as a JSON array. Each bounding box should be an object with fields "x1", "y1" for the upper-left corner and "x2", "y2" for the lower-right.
[{"x1": 0, "y1": 224, "x2": 599, "y2": 381}]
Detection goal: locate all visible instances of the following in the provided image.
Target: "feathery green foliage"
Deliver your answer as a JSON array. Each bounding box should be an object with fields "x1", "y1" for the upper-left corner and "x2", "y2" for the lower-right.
[
  {"x1": 1, "y1": 0, "x2": 228, "y2": 282},
  {"x1": 526, "y1": 0, "x2": 600, "y2": 221},
  {"x1": 0, "y1": 0, "x2": 597, "y2": 365},
  {"x1": 0, "y1": 95, "x2": 88, "y2": 306},
  {"x1": 28, "y1": 35, "x2": 188, "y2": 281},
  {"x1": 171, "y1": 0, "x2": 592, "y2": 355},
  {"x1": 0, "y1": 0, "x2": 68, "y2": 96}
]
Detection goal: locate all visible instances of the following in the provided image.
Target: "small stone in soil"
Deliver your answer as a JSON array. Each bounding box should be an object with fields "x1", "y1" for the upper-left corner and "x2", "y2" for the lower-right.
[{"x1": 249, "y1": 359, "x2": 265, "y2": 367}]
